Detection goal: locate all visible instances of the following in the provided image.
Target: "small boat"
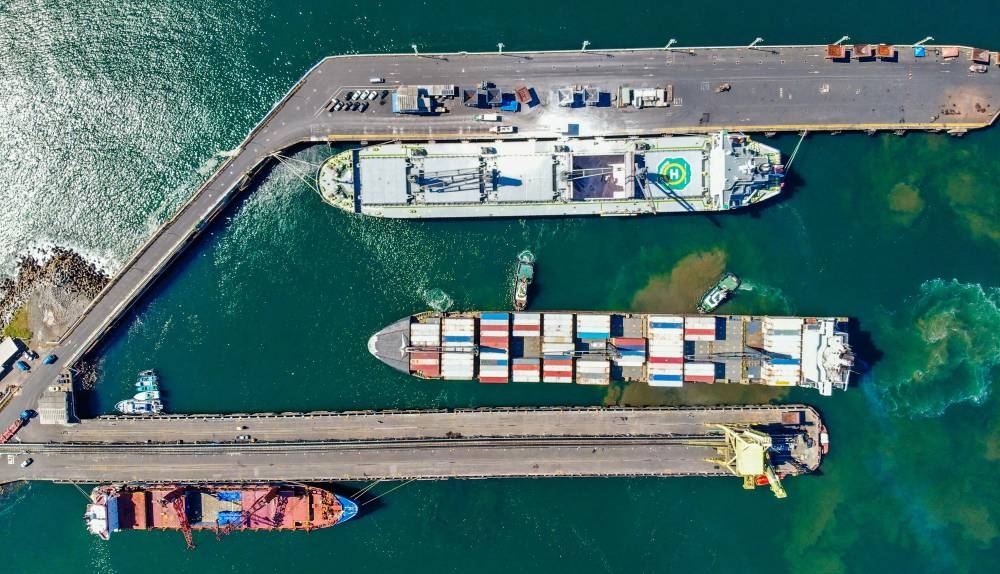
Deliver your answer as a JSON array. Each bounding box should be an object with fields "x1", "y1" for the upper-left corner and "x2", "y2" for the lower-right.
[
  {"x1": 114, "y1": 399, "x2": 163, "y2": 415},
  {"x1": 132, "y1": 390, "x2": 161, "y2": 402},
  {"x1": 513, "y1": 250, "x2": 535, "y2": 311},
  {"x1": 116, "y1": 370, "x2": 164, "y2": 415},
  {"x1": 698, "y1": 272, "x2": 741, "y2": 313},
  {"x1": 819, "y1": 425, "x2": 830, "y2": 455}
]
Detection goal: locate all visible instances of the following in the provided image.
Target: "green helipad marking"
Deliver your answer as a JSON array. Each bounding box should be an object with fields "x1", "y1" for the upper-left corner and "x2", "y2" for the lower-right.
[{"x1": 655, "y1": 157, "x2": 691, "y2": 190}]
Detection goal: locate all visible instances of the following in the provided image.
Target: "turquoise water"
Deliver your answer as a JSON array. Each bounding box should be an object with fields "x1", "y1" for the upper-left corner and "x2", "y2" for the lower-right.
[{"x1": 3, "y1": 1, "x2": 1000, "y2": 572}]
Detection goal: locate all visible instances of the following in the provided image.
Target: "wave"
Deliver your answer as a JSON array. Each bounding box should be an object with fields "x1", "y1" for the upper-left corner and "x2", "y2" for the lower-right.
[{"x1": 868, "y1": 278, "x2": 1000, "y2": 418}]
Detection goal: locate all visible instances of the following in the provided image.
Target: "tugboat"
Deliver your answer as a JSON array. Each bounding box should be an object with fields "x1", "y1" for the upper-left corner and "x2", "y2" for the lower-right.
[
  {"x1": 698, "y1": 272, "x2": 741, "y2": 313},
  {"x1": 513, "y1": 250, "x2": 536, "y2": 311},
  {"x1": 115, "y1": 370, "x2": 164, "y2": 415}
]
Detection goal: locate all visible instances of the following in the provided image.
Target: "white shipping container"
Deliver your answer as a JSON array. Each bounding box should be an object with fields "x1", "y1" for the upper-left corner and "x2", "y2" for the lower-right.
[
  {"x1": 685, "y1": 316, "x2": 717, "y2": 328},
  {"x1": 684, "y1": 362, "x2": 716, "y2": 376},
  {"x1": 649, "y1": 365, "x2": 683, "y2": 375},
  {"x1": 765, "y1": 317, "x2": 805, "y2": 330},
  {"x1": 648, "y1": 379, "x2": 684, "y2": 388},
  {"x1": 513, "y1": 313, "x2": 541, "y2": 323},
  {"x1": 684, "y1": 333, "x2": 716, "y2": 342},
  {"x1": 543, "y1": 376, "x2": 573, "y2": 383},
  {"x1": 649, "y1": 315, "x2": 685, "y2": 324}
]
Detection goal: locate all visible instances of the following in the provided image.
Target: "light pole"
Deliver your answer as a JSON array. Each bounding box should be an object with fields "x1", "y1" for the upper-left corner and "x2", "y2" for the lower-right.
[
  {"x1": 748, "y1": 37, "x2": 764, "y2": 50},
  {"x1": 913, "y1": 36, "x2": 934, "y2": 46},
  {"x1": 411, "y1": 44, "x2": 419, "y2": 56},
  {"x1": 664, "y1": 38, "x2": 677, "y2": 51},
  {"x1": 498, "y1": 42, "x2": 505, "y2": 54},
  {"x1": 581, "y1": 40, "x2": 590, "y2": 52},
  {"x1": 832, "y1": 35, "x2": 850, "y2": 46}
]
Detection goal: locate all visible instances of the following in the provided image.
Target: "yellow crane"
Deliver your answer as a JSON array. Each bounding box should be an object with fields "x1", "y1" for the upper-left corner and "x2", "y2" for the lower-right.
[{"x1": 707, "y1": 424, "x2": 788, "y2": 499}]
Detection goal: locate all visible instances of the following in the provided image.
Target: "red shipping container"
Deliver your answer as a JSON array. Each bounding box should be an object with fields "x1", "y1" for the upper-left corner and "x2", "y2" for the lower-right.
[
  {"x1": 479, "y1": 376, "x2": 509, "y2": 384},
  {"x1": 648, "y1": 356, "x2": 683, "y2": 364},
  {"x1": 683, "y1": 375, "x2": 714, "y2": 383}
]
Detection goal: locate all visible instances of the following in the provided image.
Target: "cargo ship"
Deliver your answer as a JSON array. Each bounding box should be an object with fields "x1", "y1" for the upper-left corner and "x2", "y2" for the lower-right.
[
  {"x1": 318, "y1": 131, "x2": 783, "y2": 218},
  {"x1": 84, "y1": 484, "x2": 357, "y2": 544},
  {"x1": 368, "y1": 311, "x2": 854, "y2": 395}
]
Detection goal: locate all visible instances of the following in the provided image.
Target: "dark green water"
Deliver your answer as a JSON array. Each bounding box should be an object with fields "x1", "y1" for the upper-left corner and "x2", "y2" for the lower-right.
[{"x1": 3, "y1": 1, "x2": 1000, "y2": 572}]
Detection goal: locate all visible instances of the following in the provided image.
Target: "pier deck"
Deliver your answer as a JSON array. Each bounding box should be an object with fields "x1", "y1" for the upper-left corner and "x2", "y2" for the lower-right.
[{"x1": 1, "y1": 406, "x2": 821, "y2": 483}]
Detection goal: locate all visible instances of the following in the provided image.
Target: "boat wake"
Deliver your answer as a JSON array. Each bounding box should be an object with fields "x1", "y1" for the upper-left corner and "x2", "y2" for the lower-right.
[
  {"x1": 868, "y1": 278, "x2": 1000, "y2": 418},
  {"x1": 735, "y1": 279, "x2": 792, "y2": 315}
]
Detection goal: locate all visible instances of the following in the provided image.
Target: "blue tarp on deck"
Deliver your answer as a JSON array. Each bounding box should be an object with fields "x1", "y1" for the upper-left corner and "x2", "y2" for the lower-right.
[
  {"x1": 216, "y1": 491, "x2": 241, "y2": 502},
  {"x1": 217, "y1": 511, "x2": 243, "y2": 526}
]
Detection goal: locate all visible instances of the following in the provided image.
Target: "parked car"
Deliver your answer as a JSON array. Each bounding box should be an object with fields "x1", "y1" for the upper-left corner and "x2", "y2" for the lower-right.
[
  {"x1": 369, "y1": 77, "x2": 385, "y2": 84},
  {"x1": 20, "y1": 458, "x2": 32, "y2": 468},
  {"x1": 42, "y1": 354, "x2": 57, "y2": 365},
  {"x1": 359, "y1": 102, "x2": 369, "y2": 112},
  {"x1": 24, "y1": 349, "x2": 38, "y2": 360},
  {"x1": 343, "y1": 90, "x2": 354, "y2": 100},
  {"x1": 366, "y1": 91, "x2": 377, "y2": 101},
  {"x1": 15, "y1": 360, "x2": 30, "y2": 372}
]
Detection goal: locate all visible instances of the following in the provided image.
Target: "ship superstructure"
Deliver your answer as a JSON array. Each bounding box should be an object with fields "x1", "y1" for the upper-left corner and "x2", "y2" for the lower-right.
[
  {"x1": 369, "y1": 311, "x2": 854, "y2": 395},
  {"x1": 319, "y1": 131, "x2": 783, "y2": 218}
]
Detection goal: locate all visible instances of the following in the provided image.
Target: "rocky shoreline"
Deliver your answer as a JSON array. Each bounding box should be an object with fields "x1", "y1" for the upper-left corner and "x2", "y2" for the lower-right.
[{"x1": 0, "y1": 247, "x2": 109, "y2": 346}]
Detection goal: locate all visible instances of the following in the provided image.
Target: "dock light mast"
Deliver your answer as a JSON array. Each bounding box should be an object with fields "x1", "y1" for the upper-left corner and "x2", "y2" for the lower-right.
[
  {"x1": 747, "y1": 37, "x2": 764, "y2": 50},
  {"x1": 497, "y1": 42, "x2": 504, "y2": 54},
  {"x1": 581, "y1": 40, "x2": 590, "y2": 52},
  {"x1": 411, "y1": 44, "x2": 419, "y2": 56},
  {"x1": 832, "y1": 35, "x2": 850, "y2": 46},
  {"x1": 913, "y1": 36, "x2": 934, "y2": 46},
  {"x1": 664, "y1": 39, "x2": 677, "y2": 51}
]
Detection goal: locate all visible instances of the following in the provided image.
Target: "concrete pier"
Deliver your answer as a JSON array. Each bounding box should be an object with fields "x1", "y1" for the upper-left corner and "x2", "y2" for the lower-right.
[{"x1": 0, "y1": 406, "x2": 822, "y2": 484}]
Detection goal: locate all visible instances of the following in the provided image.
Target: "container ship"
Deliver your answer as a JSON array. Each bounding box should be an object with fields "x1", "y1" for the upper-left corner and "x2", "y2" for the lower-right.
[
  {"x1": 318, "y1": 131, "x2": 783, "y2": 218},
  {"x1": 369, "y1": 311, "x2": 854, "y2": 396},
  {"x1": 85, "y1": 484, "x2": 357, "y2": 544}
]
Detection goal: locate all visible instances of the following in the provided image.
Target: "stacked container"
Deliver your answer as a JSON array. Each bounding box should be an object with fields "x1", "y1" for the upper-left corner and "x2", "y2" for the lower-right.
[
  {"x1": 542, "y1": 313, "x2": 574, "y2": 356},
  {"x1": 684, "y1": 316, "x2": 718, "y2": 341},
  {"x1": 762, "y1": 317, "x2": 804, "y2": 386},
  {"x1": 478, "y1": 312, "x2": 510, "y2": 383},
  {"x1": 575, "y1": 358, "x2": 611, "y2": 385},
  {"x1": 576, "y1": 314, "x2": 611, "y2": 340},
  {"x1": 543, "y1": 357, "x2": 573, "y2": 383},
  {"x1": 611, "y1": 337, "x2": 646, "y2": 367},
  {"x1": 647, "y1": 315, "x2": 684, "y2": 387},
  {"x1": 512, "y1": 313, "x2": 541, "y2": 337},
  {"x1": 683, "y1": 361, "x2": 717, "y2": 384},
  {"x1": 409, "y1": 322, "x2": 441, "y2": 377},
  {"x1": 512, "y1": 358, "x2": 541, "y2": 383},
  {"x1": 441, "y1": 317, "x2": 475, "y2": 380}
]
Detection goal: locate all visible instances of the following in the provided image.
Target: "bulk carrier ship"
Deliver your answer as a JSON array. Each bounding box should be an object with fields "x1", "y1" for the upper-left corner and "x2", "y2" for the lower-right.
[
  {"x1": 319, "y1": 131, "x2": 783, "y2": 218},
  {"x1": 369, "y1": 311, "x2": 854, "y2": 396},
  {"x1": 85, "y1": 484, "x2": 357, "y2": 545}
]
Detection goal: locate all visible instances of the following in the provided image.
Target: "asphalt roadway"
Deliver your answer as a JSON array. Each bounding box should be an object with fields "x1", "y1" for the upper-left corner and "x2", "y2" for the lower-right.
[{"x1": 0, "y1": 406, "x2": 821, "y2": 483}]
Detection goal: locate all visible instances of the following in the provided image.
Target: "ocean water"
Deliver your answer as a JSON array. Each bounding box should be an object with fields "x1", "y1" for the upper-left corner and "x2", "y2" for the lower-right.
[{"x1": 3, "y1": 1, "x2": 1000, "y2": 572}]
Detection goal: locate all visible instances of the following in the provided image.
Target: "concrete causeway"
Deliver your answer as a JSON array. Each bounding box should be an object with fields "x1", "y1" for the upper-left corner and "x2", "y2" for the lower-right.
[{"x1": 0, "y1": 406, "x2": 823, "y2": 483}]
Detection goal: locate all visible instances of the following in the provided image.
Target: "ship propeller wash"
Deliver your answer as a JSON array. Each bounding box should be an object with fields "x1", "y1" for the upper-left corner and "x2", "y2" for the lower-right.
[
  {"x1": 369, "y1": 311, "x2": 854, "y2": 395},
  {"x1": 319, "y1": 131, "x2": 783, "y2": 218}
]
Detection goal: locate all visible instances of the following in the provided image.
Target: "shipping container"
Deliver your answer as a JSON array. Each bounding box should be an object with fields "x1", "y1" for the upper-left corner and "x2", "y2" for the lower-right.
[
  {"x1": 576, "y1": 314, "x2": 611, "y2": 340},
  {"x1": 512, "y1": 312, "x2": 542, "y2": 337},
  {"x1": 543, "y1": 357, "x2": 573, "y2": 383}
]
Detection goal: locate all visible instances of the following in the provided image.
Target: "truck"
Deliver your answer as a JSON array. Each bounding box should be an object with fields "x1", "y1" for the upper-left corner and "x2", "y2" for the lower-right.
[
  {"x1": 0, "y1": 410, "x2": 36, "y2": 444},
  {"x1": 474, "y1": 114, "x2": 502, "y2": 122},
  {"x1": 15, "y1": 360, "x2": 29, "y2": 372},
  {"x1": 490, "y1": 125, "x2": 516, "y2": 134}
]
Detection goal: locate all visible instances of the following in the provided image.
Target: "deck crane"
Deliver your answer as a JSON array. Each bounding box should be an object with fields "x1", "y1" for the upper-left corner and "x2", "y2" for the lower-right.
[
  {"x1": 162, "y1": 488, "x2": 195, "y2": 549},
  {"x1": 241, "y1": 486, "x2": 281, "y2": 527}
]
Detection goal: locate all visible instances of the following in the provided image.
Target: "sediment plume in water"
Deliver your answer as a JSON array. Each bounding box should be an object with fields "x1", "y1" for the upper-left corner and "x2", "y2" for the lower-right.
[
  {"x1": 630, "y1": 249, "x2": 726, "y2": 313},
  {"x1": 869, "y1": 278, "x2": 1000, "y2": 418}
]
